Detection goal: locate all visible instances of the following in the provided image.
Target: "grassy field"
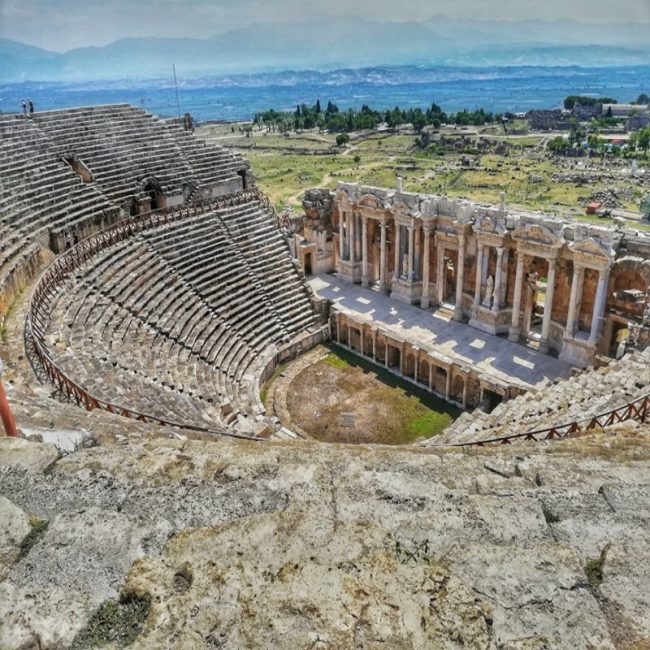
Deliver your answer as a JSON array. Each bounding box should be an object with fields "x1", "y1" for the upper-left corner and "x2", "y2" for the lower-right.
[
  {"x1": 199, "y1": 122, "x2": 648, "y2": 227},
  {"x1": 283, "y1": 344, "x2": 459, "y2": 445}
]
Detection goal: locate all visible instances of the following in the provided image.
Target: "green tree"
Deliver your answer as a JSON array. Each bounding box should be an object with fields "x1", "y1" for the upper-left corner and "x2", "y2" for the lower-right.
[
  {"x1": 638, "y1": 127, "x2": 650, "y2": 155},
  {"x1": 336, "y1": 132, "x2": 350, "y2": 146},
  {"x1": 547, "y1": 136, "x2": 567, "y2": 153}
]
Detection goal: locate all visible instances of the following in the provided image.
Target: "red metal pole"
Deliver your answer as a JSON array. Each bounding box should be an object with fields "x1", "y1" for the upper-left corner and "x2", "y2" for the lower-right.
[{"x1": 0, "y1": 377, "x2": 18, "y2": 437}]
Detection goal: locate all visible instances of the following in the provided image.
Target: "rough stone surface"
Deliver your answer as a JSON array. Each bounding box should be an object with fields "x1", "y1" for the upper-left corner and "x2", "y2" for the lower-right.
[
  {"x1": 0, "y1": 431, "x2": 648, "y2": 649},
  {"x1": 0, "y1": 496, "x2": 30, "y2": 580},
  {"x1": 0, "y1": 437, "x2": 59, "y2": 473}
]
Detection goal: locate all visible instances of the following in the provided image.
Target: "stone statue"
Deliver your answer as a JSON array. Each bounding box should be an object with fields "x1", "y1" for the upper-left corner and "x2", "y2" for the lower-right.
[
  {"x1": 483, "y1": 275, "x2": 494, "y2": 307},
  {"x1": 402, "y1": 253, "x2": 409, "y2": 279}
]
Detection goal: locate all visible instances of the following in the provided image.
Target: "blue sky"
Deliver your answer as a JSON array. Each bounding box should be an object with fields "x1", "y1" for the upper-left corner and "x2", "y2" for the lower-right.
[{"x1": 1, "y1": 0, "x2": 649, "y2": 51}]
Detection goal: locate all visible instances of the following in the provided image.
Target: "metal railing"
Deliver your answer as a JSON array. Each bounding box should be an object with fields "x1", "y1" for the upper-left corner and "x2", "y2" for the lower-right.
[{"x1": 24, "y1": 190, "x2": 268, "y2": 441}]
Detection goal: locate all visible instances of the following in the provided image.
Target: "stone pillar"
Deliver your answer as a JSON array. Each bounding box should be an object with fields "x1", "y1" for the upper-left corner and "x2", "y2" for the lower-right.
[
  {"x1": 356, "y1": 215, "x2": 362, "y2": 261},
  {"x1": 413, "y1": 351, "x2": 419, "y2": 381},
  {"x1": 436, "y1": 243, "x2": 445, "y2": 305},
  {"x1": 414, "y1": 227, "x2": 421, "y2": 281},
  {"x1": 428, "y1": 362, "x2": 434, "y2": 391},
  {"x1": 500, "y1": 248, "x2": 510, "y2": 306},
  {"x1": 508, "y1": 250, "x2": 525, "y2": 342},
  {"x1": 565, "y1": 263, "x2": 585, "y2": 337},
  {"x1": 445, "y1": 369, "x2": 451, "y2": 401},
  {"x1": 360, "y1": 326, "x2": 365, "y2": 356},
  {"x1": 349, "y1": 211, "x2": 355, "y2": 261},
  {"x1": 589, "y1": 267, "x2": 610, "y2": 344},
  {"x1": 339, "y1": 213, "x2": 346, "y2": 262},
  {"x1": 539, "y1": 257, "x2": 557, "y2": 353},
  {"x1": 421, "y1": 227, "x2": 431, "y2": 308},
  {"x1": 492, "y1": 247, "x2": 504, "y2": 313},
  {"x1": 453, "y1": 235, "x2": 466, "y2": 321},
  {"x1": 462, "y1": 377, "x2": 469, "y2": 409},
  {"x1": 361, "y1": 216, "x2": 369, "y2": 288},
  {"x1": 336, "y1": 313, "x2": 341, "y2": 343},
  {"x1": 393, "y1": 224, "x2": 401, "y2": 280},
  {"x1": 372, "y1": 329, "x2": 377, "y2": 360},
  {"x1": 474, "y1": 244, "x2": 484, "y2": 307},
  {"x1": 407, "y1": 225, "x2": 415, "y2": 281},
  {"x1": 384, "y1": 342, "x2": 389, "y2": 368},
  {"x1": 379, "y1": 221, "x2": 387, "y2": 291}
]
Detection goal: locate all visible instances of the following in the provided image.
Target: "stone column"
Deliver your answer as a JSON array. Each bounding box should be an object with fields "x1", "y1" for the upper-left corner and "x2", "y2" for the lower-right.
[
  {"x1": 421, "y1": 227, "x2": 431, "y2": 308},
  {"x1": 379, "y1": 221, "x2": 387, "y2": 292},
  {"x1": 384, "y1": 342, "x2": 389, "y2": 368},
  {"x1": 462, "y1": 377, "x2": 469, "y2": 409},
  {"x1": 360, "y1": 326, "x2": 365, "y2": 355},
  {"x1": 407, "y1": 225, "x2": 415, "y2": 281},
  {"x1": 413, "y1": 350, "x2": 419, "y2": 381},
  {"x1": 356, "y1": 215, "x2": 362, "y2": 261},
  {"x1": 474, "y1": 244, "x2": 484, "y2": 307},
  {"x1": 508, "y1": 250, "x2": 525, "y2": 342},
  {"x1": 429, "y1": 362, "x2": 434, "y2": 391},
  {"x1": 500, "y1": 248, "x2": 510, "y2": 306},
  {"x1": 453, "y1": 235, "x2": 466, "y2": 321},
  {"x1": 492, "y1": 247, "x2": 504, "y2": 313},
  {"x1": 336, "y1": 313, "x2": 341, "y2": 343},
  {"x1": 436, "y1": 243, "x2": 445, "y2": 305},
  {"x1": 393, "y1": 224, "x2": 401, "y2": 280},
  {"x1": 372, "y1": 328, "x2": 377, "y2": 360},
  {"x1": 539, "y1": 257, "x2": 557, "y2": 353},
  {"x1": 339, "y1": 213, "x2": 346, "y2": 262},
  {"x1": 589, "y1": 267, "x2": 610, "y2": 344},
  {"x1": 445, "y1": 369, "x2": 451, "y2": 401},
  {"x1": 414, "y1": 227, "x2": 421, "y2": 281},
  {"x1": 349, "y1": 211, "x2": 355, "y2": 261},
  {"x1": 565, "y1": 263, "x2": 585, "y2": 337},
  {"x1": 361, "y1": 216, "x2": 369, "y2": 288}
]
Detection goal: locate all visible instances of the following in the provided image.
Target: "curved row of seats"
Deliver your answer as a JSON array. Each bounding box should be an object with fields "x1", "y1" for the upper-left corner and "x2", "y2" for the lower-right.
[
  {"x1": 0, "y1": 117, "x2": 118, "y2": 312},
  {"x1": 435, "y1": 346, "x2": 650, "y2": 445},
  {"x1": 42, "y1": 198, "x2": 321, "y2": 434},
  {"x1": 32, "y1": 105, "x2": 248, "y2": 209}
]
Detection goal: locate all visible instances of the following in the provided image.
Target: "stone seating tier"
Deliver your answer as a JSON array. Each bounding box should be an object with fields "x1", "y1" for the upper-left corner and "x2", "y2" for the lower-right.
[
  {"x1": 30, "y1": 105, "x2": 248, "y2": 209},
  {"x1": 41, "y1": 198, "x2": 321, "y2": 434},
  {"x1": 435, "y1": 346, "x2": 650, "y2": 445}
]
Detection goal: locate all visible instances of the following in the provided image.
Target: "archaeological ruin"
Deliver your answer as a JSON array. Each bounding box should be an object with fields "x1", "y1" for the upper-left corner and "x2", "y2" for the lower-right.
[
  {"x1": 1, "y1": 104, "x2": 650, "y2": 442},
  {"x1": 1, "y1": 105, "x2": 650, "y2": 648}
]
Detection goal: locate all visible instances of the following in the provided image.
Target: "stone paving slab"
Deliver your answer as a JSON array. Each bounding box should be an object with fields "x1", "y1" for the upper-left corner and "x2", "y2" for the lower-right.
[{"x1": 309, "y1": 273, "x2": 573, "y2": 390}]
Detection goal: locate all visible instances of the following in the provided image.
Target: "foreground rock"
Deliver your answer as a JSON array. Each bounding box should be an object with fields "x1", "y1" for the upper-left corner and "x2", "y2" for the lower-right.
[{"x1": 0, "y1": 430, "x2": 648, "y2": 649}]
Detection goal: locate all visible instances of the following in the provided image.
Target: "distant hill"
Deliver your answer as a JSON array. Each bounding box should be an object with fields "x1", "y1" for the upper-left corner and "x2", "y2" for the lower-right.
[{"x1": 1, "y1": 17, "x2": 649, "y2": 81}]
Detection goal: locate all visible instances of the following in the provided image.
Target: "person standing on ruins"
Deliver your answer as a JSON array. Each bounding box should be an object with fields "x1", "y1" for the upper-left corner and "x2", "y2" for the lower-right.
[
  {"x1": 28, "y1": 99, "x2": 34, "y2": 116},
  {"x1": 21, "y1": 100, "x2": 27, "y2": 117},
  {"x1": 0, "y1": 359, "x2": 18, "y2": 437}
]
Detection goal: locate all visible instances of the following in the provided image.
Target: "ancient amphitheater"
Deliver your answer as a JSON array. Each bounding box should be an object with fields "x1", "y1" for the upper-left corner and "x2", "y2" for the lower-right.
[{"x1": 1, "y1": 105, "x2": 649, "y2": 649}]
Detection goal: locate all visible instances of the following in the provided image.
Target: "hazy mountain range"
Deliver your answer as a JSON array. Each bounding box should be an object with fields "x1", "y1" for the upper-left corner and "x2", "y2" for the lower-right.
[{"x1": 2, "y1": 16, "x2": 649, "y2": 82}]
